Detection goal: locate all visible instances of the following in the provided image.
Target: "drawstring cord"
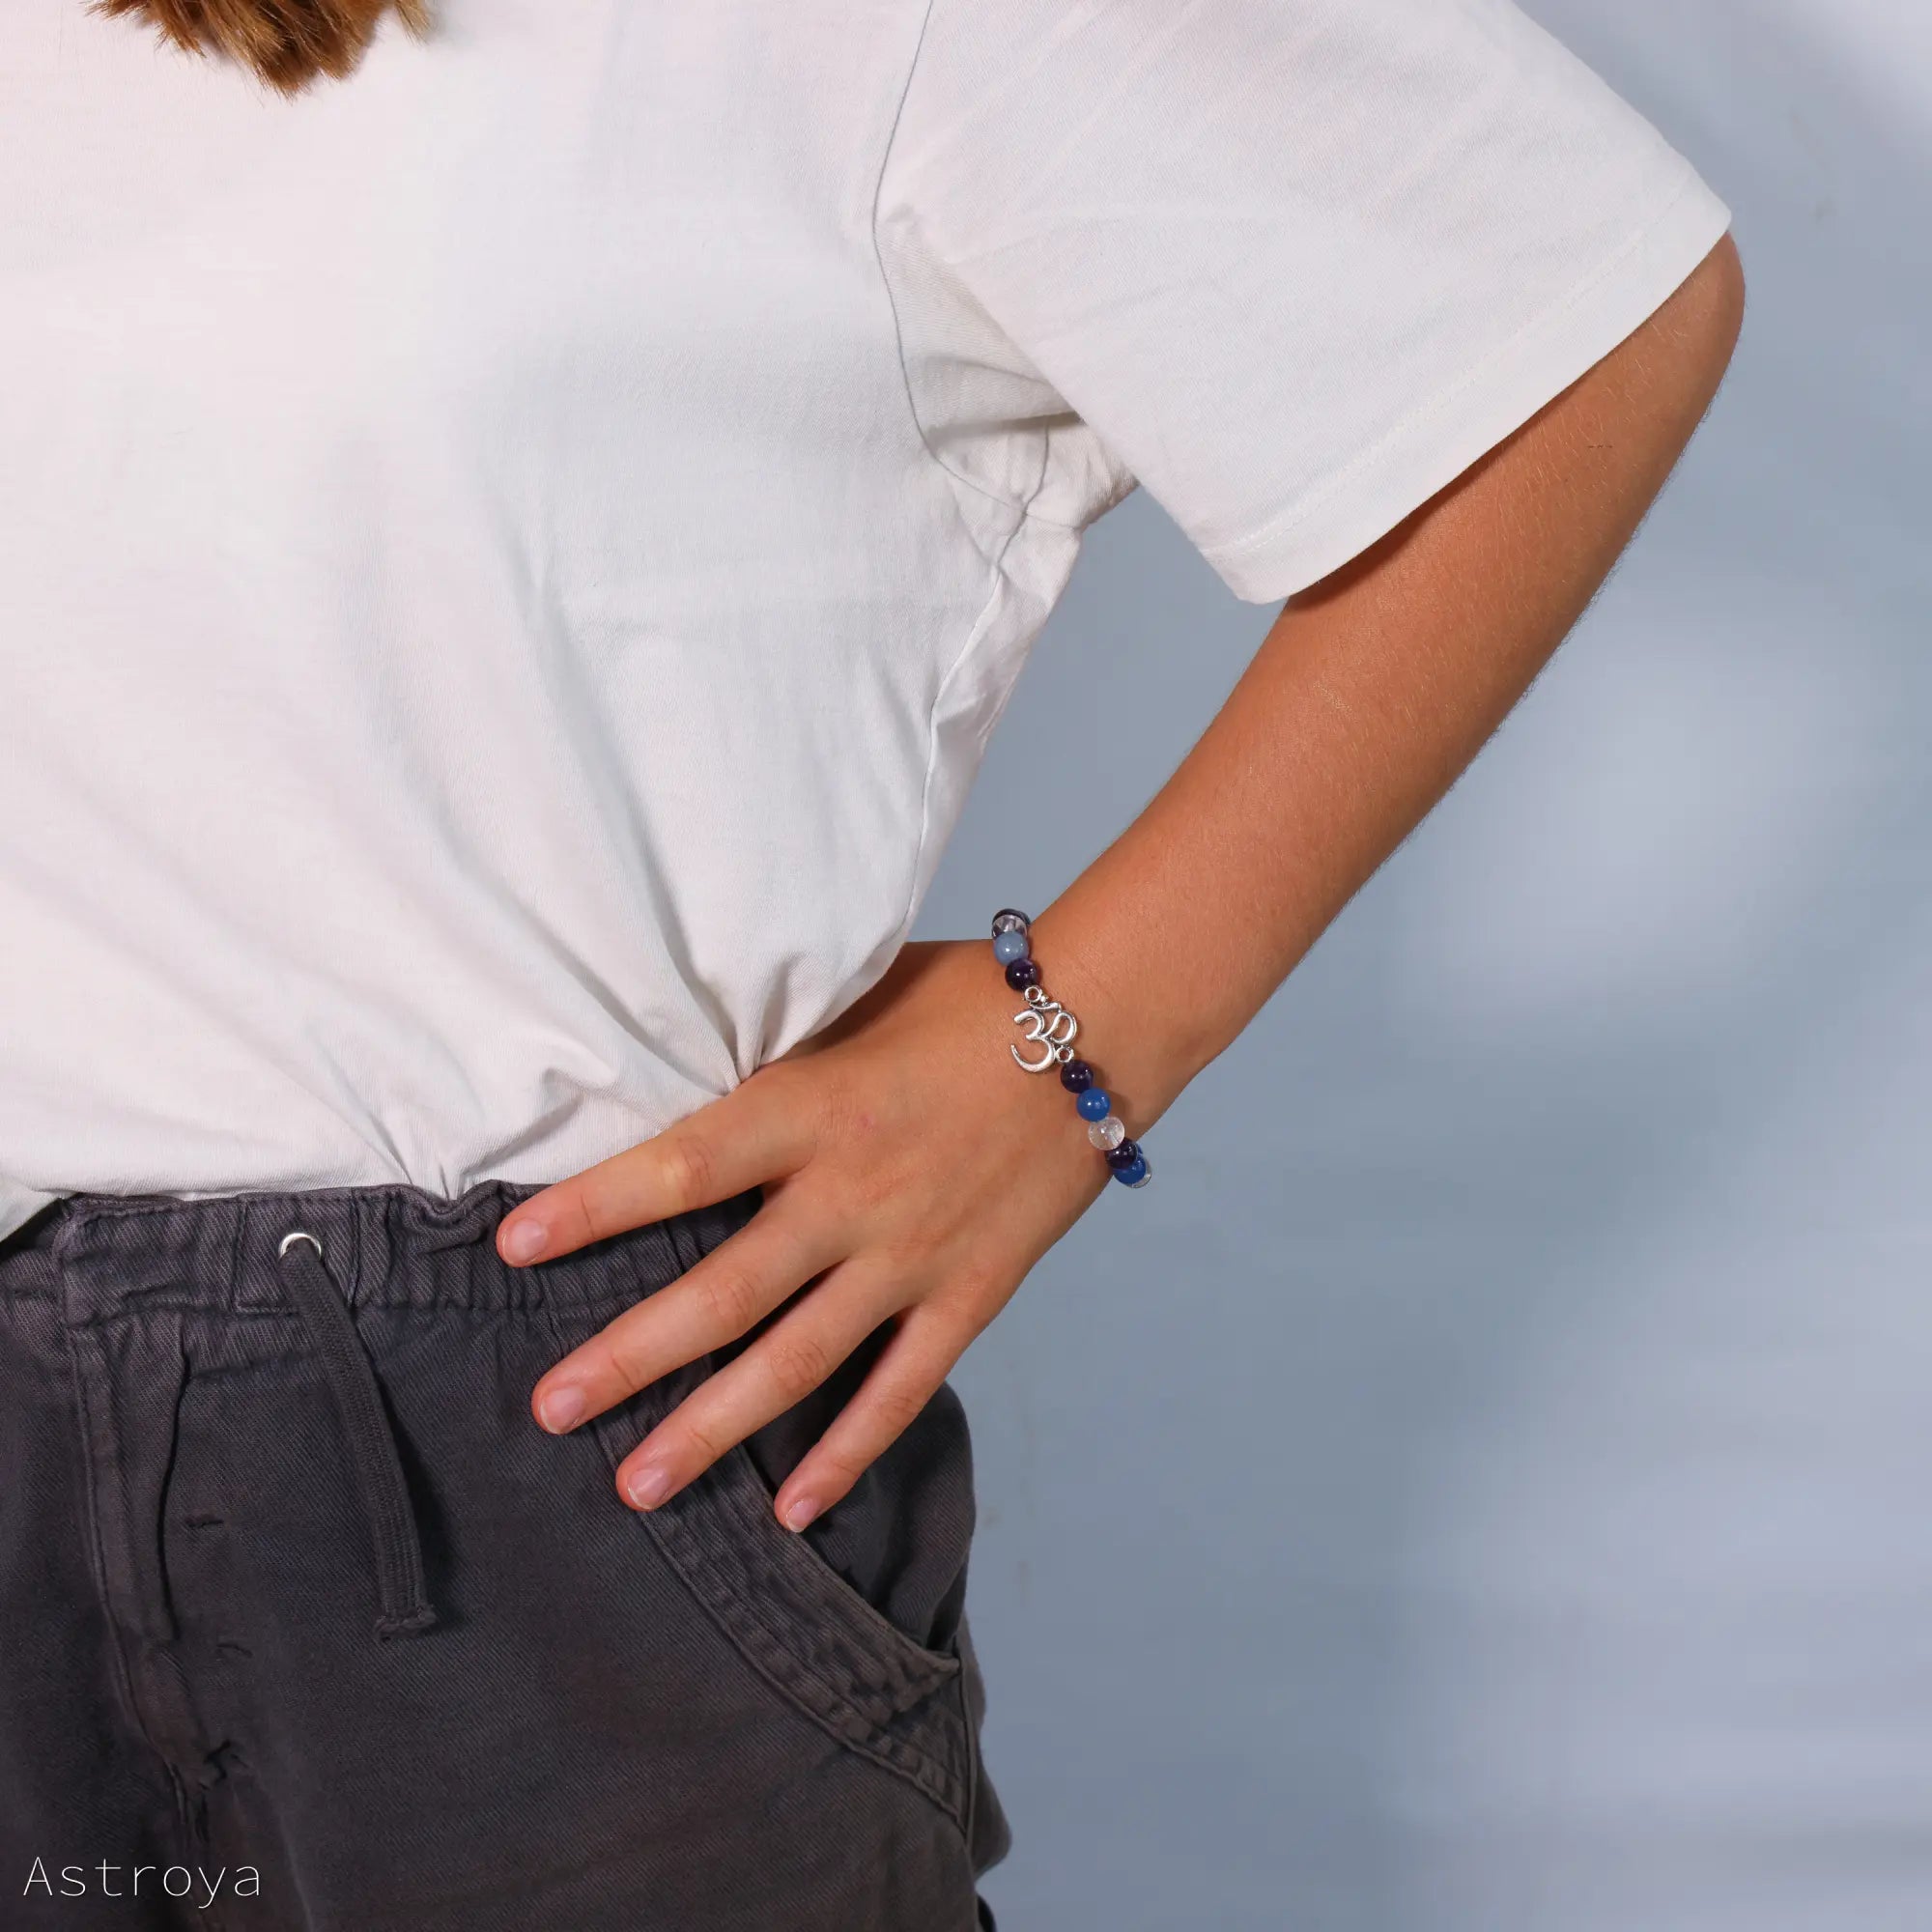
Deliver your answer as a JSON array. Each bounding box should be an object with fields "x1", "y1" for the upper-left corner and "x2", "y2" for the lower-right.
[{"x1": 275, "y1": 1231, "x2": 437, "y2": 1640}]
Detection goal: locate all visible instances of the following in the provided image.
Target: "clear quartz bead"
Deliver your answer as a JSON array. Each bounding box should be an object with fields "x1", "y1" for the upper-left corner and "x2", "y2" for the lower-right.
[{"x1": 1088, "y1": 1116, "x2": 1126, "y2": 1151}]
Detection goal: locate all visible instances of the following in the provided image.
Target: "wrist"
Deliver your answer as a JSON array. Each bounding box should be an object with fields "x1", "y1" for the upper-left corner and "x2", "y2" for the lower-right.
[{"x1": 998, "y1": 903, "x2": 1203, "y2": 1152}]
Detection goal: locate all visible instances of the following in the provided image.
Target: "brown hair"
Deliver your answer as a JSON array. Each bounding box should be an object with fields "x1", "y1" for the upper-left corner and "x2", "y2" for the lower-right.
[{"x1": 96, "y1": 0, "x2": 429, "y2": 93}]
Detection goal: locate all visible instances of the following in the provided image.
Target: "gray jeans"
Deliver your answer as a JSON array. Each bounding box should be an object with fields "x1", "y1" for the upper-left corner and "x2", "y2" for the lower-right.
[{"x1": 0, "y1": 1179, "x2": 1007, "y2": 1929}]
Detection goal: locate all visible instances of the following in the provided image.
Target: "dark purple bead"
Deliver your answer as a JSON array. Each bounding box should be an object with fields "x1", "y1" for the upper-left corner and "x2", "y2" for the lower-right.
[
  {"x1": 1059, "y1": 1058, "x2": 1094, "y2": 1094},
  {"x1": 1004, "y1": 956, "x2": 1040, "y2": 992},
  {"x1": 1105, "y1": 1139, "x2": 1143, "y2": 1174}
]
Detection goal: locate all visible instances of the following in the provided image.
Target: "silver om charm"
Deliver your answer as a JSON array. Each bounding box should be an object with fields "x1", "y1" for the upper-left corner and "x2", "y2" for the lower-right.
[{"x1": 1011, "y1": 982, "x2": 1079, "y2": 1072}]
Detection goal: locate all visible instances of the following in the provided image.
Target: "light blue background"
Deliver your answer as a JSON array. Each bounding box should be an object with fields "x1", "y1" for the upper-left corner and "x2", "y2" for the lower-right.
[{"x1": 919, "y1": 5, "x2": 1932, "y2": 1925}]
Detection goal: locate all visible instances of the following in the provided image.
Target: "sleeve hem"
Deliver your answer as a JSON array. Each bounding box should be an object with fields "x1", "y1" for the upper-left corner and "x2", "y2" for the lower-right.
[{"x1": 1197, "y1": 167, "x2": 1735, "y2": 605}]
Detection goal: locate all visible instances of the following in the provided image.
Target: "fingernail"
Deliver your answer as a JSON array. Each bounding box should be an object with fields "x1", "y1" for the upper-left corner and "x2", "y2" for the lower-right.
[
  {"x1": 502, "y1": 1218, "x2": 548, "y2": 1264},
  {"x1": 781, "y1": 1495, "x2": 819, "y2": 1533},
  {"x1": 626, "y1": 1463, "x2": 672, "y2": 1510},
  {"x1": 537, "y1": 1385, "x2": 585, "y2": 1434}
]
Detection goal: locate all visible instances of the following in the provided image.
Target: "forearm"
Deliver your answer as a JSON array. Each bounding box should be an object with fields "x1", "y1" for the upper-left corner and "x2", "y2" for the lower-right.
[{"x1": 1031, "y1": 234, "x2": 1746, "y2": 1133}]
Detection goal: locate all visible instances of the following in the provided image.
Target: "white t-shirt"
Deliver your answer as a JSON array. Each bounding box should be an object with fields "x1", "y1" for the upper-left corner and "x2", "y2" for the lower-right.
[{"x1": 0, "y1": 0, "x2": 1730, "y2": 1242}]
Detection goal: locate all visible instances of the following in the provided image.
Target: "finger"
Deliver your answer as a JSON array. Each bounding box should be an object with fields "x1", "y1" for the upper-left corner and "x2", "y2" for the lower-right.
[
  {"x1": 769, "y1": 1304, "x2": 971, "y2": 1532},
  {"x1": 497, "y1": 1070, "x2": 813, "y2": 1266},
  {"x1": 613, "y1": 1263, "x2": 911, "y2": 1512},
  {"x1": 532, "y1": 1203, "x2": 841, "y2": 1434}
]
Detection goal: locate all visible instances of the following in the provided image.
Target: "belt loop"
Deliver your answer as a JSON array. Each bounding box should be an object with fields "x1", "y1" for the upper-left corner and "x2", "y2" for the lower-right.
[{"x1": 274, "y1": 1230, "x2": 437, "y2": 1640}]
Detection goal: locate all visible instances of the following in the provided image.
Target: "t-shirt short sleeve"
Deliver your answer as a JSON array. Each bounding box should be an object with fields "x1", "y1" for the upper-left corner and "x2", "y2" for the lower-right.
[{"x1": 874, "y1": 0, "x2": 1734, "y2": 603}]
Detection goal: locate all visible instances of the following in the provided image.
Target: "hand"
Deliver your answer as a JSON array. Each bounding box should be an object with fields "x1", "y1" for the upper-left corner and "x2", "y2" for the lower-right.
[{"x1": 499, "y1": 939, "x2": 1112, "y2": 1530}]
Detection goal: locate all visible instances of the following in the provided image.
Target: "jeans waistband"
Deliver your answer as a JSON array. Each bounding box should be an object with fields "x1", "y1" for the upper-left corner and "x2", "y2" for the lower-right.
[
  {"x1": 2, "y1": 1177, "x2": 763, "y2": 1647},
  {"x1": 1, "y1": 1179, "x2": 761, "y2": 1321}
]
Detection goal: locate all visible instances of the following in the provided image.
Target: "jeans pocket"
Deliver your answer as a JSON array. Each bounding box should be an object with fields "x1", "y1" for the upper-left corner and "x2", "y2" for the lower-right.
[
  {"x1": 587, "y1": 1385, "x2": 974, "y2": 1833},
  {"x1": 570, "y1": 1215, "x2": 977, "y2": 1833}
]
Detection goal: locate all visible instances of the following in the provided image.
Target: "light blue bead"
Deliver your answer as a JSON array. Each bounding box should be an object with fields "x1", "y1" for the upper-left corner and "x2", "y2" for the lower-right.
[
  {"x1": 1076, "y1": 1088, "x2": 1111, "y2": 1122},
  {"x1": 1112, "y1": 1153, "x2": 1151, "y2": 1187},
  {"x1": 992, "y1": 929, "x2": 1030, "y2": 966}
]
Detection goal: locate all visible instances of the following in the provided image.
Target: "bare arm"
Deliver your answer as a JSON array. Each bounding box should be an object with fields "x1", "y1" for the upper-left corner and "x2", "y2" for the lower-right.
[{"x1": 1033, "y1": 231, "x2": 1747, "y2": 1129}]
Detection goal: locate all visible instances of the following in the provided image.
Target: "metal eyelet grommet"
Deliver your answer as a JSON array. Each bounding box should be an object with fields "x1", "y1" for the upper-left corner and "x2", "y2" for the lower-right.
[{"x1": 277, "y1": 1230, "x2": 324, "y2": 1260}]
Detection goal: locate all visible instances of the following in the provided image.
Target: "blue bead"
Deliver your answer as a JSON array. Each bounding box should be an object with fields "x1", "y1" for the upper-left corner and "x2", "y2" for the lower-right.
[
  {"x1": 992, "y1": 929, "x2": 1030, "y2": 966},
  {"x1": 1111, "y1": 1153, "x2": 1150, "y2": 1188},
  {"x1": 1075, "y1": 1088, "x2": 1111, "y2": 1122}
]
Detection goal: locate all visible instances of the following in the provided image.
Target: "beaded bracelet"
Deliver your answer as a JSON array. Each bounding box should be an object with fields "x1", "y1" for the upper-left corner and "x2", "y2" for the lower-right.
[{"x1": 990, "y1": 909, "x2": 1151, "y2": 1189}]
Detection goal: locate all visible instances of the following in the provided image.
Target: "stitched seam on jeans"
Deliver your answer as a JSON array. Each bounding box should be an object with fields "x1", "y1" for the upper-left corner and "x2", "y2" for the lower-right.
[
  {"x1": 639, "y1": 1482, "x2": 969, "y2": 1829},
  {"x1": 552, "y1": 1211, "x2": 970, "y2": 1825},
  {"x1": 60, "y1": 1298, "x2": 636, "y2": 1328},
  {"x1": 62, "y1": 1325, "x2": 182, "y2": 1792},
  {"x1": 958, "y1": 1648, "x2": 980, "y2": 1858},
  {"x1": 577, "y1": 1384, "x2": 968, "y2": 1821},
  {"x1": 693, "y1": 1451, "x2": 961, "y2": 1705},
  {"x1": 592, "y1": 1227, "x2": 970, "y2": 1825},
  {"x1": 646, "y1": 1216, "x2": 968, "y2": 1753}
]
